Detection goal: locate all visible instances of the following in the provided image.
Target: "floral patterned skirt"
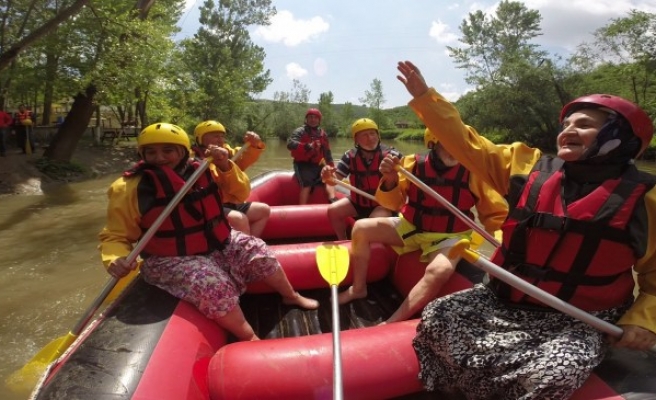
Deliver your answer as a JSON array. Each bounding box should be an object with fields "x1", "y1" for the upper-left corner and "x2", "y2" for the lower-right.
[
  {"x1": 141, "y1": 230, "x2": 278, "y2": 320},
  {"x1": 413, "y1": 284, "x2": 627, "y2": 400}
]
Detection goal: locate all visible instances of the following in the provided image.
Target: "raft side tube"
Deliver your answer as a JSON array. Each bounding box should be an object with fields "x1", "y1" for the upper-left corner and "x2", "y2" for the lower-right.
[
  {"x1": 207, "y1": 320, "x2": 423, "y2": 400},
  {"x1": 247, "y1": 241, "x2": 395, "y2": 293}
]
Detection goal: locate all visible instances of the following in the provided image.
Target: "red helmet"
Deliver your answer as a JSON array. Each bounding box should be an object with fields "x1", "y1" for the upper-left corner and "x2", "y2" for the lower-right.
[
  {"x1": 560, "y1": 94, "x2": 653, "y2": 156},
  {"x1": 305, "y1": 108, "x2": 322, "y2": 120}
]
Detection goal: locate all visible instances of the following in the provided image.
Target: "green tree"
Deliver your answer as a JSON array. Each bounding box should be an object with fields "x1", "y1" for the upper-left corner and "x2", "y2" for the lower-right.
[
  {"x1": 269, "y1": 79, "x2": 310, "y2": 139},
  {"x1": 340, "y1": 102, "x2": 355, "y2": 137},
  {"x1": 359, "y1": 78, "x2": 387, "y2": 128},
  {"x1": 318, "y1": 91, "x2": 337, "y2": 137},
  {"x1": 42, "y1": 0, "x2": 181, "y2": 161},
  {"x1": 447, "y1": 0, "x2": 561, "y2": 149},
  {"x1": 180, "y1": 0, "x2": 274, "y2": 123},
  {"x1": 448, "y1": 0, "x2": 544, "y2": 86},
  {"x1": 570, "y1": 10, "x2": 656, "y2": 110}
]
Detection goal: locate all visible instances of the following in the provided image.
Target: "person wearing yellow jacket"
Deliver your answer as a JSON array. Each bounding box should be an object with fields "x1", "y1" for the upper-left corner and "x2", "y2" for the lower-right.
[
  {"x1": 397, "y1": 60, "x2": 656, "y2": 399},
  {"x1": 99, "y1": 123, "x2": 317, "y2": 341},
  {"x1": 337, "y1": 127, "x2": 508, "y2": 325},
  {"x1": 192, "y1": 120, "x2": 270, "y2": 237}
]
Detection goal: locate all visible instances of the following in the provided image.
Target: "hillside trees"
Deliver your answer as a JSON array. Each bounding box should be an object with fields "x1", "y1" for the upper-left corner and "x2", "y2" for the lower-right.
[{"x1": 570, "y1": 11, "x2": 656, "y2": 111}]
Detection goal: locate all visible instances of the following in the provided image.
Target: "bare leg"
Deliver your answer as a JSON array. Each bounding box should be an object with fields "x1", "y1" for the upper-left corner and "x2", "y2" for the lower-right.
[
  {"x1": 247, "y1": 202, "x2": 271, "y2": 238},
  {"x1": 299, "y1": 186, "x2": 311, "y2": 205},
  {"x1": 384, "y1": 251, "x2": 459, "y2": 324},
  {"x1": 264, "y1": 267, "x2": 319, "y2": 309},
  {"x1": 214, "y1": 305, "x2": 259, "y2": 341},
  {"x1": 227, "y1": 210, "x2": 250, "y2": 234},
  {"x1": 338, "y1": 217, "x2": 404, "y2": 304},
  {"x1": 327, "y1": 198, "x2": 356, "y2": 240},
  {"x1": 325, "y1": 184, "x2": 336, "y2": 201}
]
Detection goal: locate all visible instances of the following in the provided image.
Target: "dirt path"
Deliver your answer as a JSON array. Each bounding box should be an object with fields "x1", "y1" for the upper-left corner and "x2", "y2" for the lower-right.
[{"x1": 0, "y1": 144, "x2": 138, "y2": 197}]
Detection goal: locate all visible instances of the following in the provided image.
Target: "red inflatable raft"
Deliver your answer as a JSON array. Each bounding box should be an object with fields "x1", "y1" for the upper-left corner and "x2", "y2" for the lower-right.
[{"x1": 27, "y1": 170, "x2": 656, "y2": 400}]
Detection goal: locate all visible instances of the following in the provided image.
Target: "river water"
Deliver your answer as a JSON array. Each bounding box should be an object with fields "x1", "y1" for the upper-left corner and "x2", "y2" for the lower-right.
[{"x1": 1, "y1": 137, "x2": 655, "y2": 399}]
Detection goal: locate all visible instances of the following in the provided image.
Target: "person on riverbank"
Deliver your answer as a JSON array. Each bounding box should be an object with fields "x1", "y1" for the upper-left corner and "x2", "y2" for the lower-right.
[
  {"x1": 337, "y1": 127, "x2": 507, "y2": 325},
  {"x1": 13, "y1": 105, "x2": 34, "y2": 154},
  {"x1": 0, "y1": 107, "x2": 13, "y2": 156},
  {"x1": 99, "y1": 122, "x2": 318, "y2": 341},
  {"x1": 397, "y1": 60, "x2": 656, "y2": 399},
  {"x1": 320, "y1": 118, "x2": 402, "y2": 240},
  {"x1": 287, "y1": 108, "x2": 337, "y2": 204},
  {"x1": 192, "y1": 120, "x2": 270, "y2": 237}
]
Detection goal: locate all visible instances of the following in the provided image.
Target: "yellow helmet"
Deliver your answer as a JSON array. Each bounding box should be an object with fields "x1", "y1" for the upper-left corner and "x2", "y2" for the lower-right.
[
  {"x1": 194, "y1": 120, "x2": 226, "y2": 144},
  {"x1": 138, "y1": 123, "x2": 190, "y2": 153},
  {"x1": 351, "y1": 118, "x2": 379, "y2": 140},
  {"x1": 424, "y1": 128, "x2": 439, "y2": 148}
]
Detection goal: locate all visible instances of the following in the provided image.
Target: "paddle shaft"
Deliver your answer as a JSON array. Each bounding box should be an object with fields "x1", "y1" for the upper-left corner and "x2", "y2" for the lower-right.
[
  {"x1": 330, "y1": 284, "x2": 344, "y2": 400},
  {"x1": 462, "y1": 248, "x2": 656, "y2": 352},
  {"x1": 231, "y1": 142, "x2": 250, "y2": 162},
  {"x1": 396, "y1": 167, "x2": 501, "y2": 247},
  {"x1": 333, "y1": 179, "x2": 377, "y2": 202},
  {"x1": 71, "y1": 158, "x2": 212, "y2": 335}
]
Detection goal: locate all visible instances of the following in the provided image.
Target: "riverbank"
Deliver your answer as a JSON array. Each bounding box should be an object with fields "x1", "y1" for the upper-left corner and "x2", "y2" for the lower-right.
[{"x1": 0, "y1": 144, "x2": 138, "y2": 197}]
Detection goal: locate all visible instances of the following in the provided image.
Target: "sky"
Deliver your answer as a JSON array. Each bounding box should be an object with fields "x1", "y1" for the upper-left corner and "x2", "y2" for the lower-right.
[{"x1": 175, "y1": 0, "x2": 656, "y2": 109}]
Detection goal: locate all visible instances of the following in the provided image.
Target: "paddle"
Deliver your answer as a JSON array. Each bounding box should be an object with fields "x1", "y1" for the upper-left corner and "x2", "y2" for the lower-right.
[
  {"x1": 231, "y1": 142, "x2": 251, "y2": 162},
  {"x1": 25, "y1": 126, "x2": 32, "y2": 155},
  {"x1": 324, "y1": 175, "x2": 378, "y2": 203},
  {"x1": 448, "y1": 240, "x2": 656, "y2": 353},
  {"x1": 6, "y1": 157, "x2": 214, "y2": 394},
  {"x1": 316, "y1": 243, "x2": 350, "y2": 400},
  {"x1": 395, "y1": 166, "x2": 501, "y2": 248}
]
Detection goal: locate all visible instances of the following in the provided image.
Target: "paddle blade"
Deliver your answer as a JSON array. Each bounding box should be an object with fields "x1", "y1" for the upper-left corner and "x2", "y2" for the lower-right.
[
  {"x1": 5, "y1": 332, "x2": 77, "y2": 394},
  {"x1": 316, "y1": 244, "x2": 350, "y2": 286}
]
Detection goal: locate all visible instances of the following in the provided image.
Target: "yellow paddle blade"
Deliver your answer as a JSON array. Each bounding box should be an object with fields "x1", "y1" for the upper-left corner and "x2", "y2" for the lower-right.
[
  {"x1": 316, "y1": 244, "x2": 350, "y2": 286},
  {"x1": 6, "y1": 269, "x2": 140, "y2": 395},
  {"x1": 100, "y1": 267, "x2": 140, "y2": 308},
  {"x1": 5, "y1": 332, "x2": 77, "y2": 394}
]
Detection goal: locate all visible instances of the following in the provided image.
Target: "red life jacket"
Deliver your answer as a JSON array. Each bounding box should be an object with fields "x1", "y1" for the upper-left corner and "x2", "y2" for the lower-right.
[
  {"x1": 401, "y1": 152, "x2": 475, "y2": 233},
  {"x1": 15, "y1": 110, "x2": 32, "y2": 125},
  {"x1": 126, "y1": 161, "x2": 231, "y2": 257},
  {"x1": 346, "y1": 144, "x2": 398, "y2": 208},
  {"x1": 490, "y1": 157, "x2": 654, "y2": 311},
  {"x1": 289, "y1": 126, "x2": 329, "y2": 164}
]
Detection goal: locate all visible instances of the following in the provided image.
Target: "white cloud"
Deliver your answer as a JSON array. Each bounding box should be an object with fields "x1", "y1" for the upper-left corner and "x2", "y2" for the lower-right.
[
  {"x1": 254, "y1": 10, "x2": 330, "y2": 46},
  {"x1": 429, "y1": 20, "x2": 459, "y2": 44},
  {"x1": 182, "y1": 0, "x2": 196, "y2": 12},
  {"x1": 437, "y1": 82, "x2": 462, "y2": 102},
  {"x1": 313, "y1": 58, "x2": 328, "y2": 77},
  {"x1": 285, "y1": 62, "x2": 308, "y2": 79},
  {"x1": 518, "y1": 0, "x2": 656, "y2": 51}
]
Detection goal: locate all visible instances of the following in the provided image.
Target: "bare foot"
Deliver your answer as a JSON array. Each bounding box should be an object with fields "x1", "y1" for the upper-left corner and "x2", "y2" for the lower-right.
[
  {"x1": 337, "y1": 286, "x2": 367, "y2": 305},
  {"x1": 282, "y1": 292, "x2": 320, "y2": 310}
]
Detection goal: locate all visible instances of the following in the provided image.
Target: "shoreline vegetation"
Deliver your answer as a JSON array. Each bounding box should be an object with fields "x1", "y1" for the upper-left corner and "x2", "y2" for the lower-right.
[{"x1": 1, "y1": 128, "x2": 655, "y2": 198}]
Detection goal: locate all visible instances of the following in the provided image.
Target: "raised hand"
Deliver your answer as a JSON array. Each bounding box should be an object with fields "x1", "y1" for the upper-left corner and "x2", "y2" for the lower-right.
[
  {"x1": 243, "y1": 131, "x2": 262, "y2": 147},
  {"x1": 397, "y1": 60, "x2": 429, "y2": 98}
]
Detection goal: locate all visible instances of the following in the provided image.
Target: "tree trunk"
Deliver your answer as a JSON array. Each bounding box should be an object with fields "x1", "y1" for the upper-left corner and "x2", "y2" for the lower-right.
[
  {"x1": 41, "y1": 54, "x2": 59, "y2": 125},
  {"x1": 43, "y1": 85, "x2": 97, "y2": 162}
]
